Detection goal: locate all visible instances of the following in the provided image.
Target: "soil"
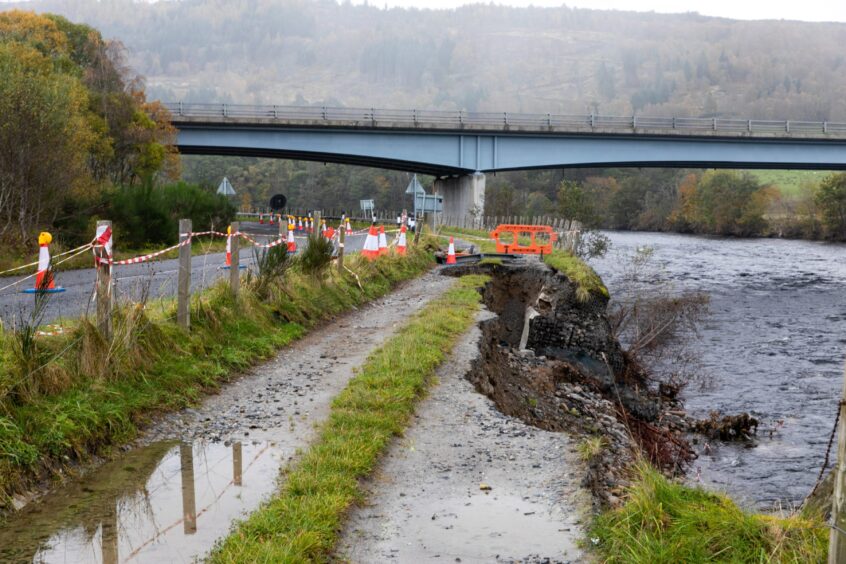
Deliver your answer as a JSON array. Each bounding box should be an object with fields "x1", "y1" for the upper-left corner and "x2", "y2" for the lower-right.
[{"x1": 336, "y1": 313, "x2": 587, "y2": 563}]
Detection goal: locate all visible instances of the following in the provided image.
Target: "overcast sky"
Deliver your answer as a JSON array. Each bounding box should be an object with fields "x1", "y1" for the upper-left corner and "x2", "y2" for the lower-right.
[{"x1": 354, "y1": 0, "x2": 846, "y2": 23}]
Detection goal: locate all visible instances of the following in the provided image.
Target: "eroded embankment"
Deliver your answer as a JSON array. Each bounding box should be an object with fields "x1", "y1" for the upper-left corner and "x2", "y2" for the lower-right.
[{"x1": 450, "y1": 259, "x2": 690, "y2": 507}]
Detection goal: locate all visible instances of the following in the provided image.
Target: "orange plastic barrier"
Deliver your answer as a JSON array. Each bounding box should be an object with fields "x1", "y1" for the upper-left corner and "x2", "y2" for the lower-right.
[{"x1": 489, "y1": 224, "x2": 557, "y2": 255}]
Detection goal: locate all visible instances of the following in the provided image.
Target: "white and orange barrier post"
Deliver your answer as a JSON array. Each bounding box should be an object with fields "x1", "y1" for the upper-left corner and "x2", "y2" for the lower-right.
[
  {"x1": 396, "y1": 224, "x2": 407, "y2": 255},
  {"x1": 23, "y1": 231, "x2": 65, "y2": 294},
  {"x1": 287, "y1": 218, "x2": 297, "y2": 253}
]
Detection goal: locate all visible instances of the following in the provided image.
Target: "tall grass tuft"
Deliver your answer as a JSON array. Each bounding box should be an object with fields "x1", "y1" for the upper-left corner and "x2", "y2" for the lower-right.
[
  {"x1": 297, "y1": 232, "x2": 334, "y2": 277},
  {"x1": 590, "y1": 462, "x2": 827, "y2": 563},
  {"x1": 248, "y1": 244, "x2": 292, "y2": 298}
]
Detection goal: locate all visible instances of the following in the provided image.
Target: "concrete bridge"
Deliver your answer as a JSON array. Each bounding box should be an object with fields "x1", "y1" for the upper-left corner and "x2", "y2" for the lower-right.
[{"x1": 167, "y1": 102, "x2": 846, "y2": 217}]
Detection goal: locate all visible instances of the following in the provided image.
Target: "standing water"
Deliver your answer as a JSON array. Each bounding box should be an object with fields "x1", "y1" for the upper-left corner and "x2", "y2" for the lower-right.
[
  {"x1": 593, "y1": 231, "x2": 846, "y2": 509},
  {"x1": 0, "y1": 440, "x2": 286, "y2": 562}
]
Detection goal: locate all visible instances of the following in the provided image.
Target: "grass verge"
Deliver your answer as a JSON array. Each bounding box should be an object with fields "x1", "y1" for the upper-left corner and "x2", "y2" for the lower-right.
[
  {"x1": 0, "y1": 246, "x2": 435, "y2": 510},
  {"x1": 209, "y1": 274, "x2": 488, "y2": 562},
  {"x1": 591, "y1": 463, "x2": 827, "y2": 563},
  {"x1": 544, "y1": 250, "x2": 609, "y2": 301}
]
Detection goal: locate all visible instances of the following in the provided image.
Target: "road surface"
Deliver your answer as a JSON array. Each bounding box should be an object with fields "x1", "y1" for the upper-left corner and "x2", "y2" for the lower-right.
[{"x1": 0, "y1": 222, "x2": 368, "y2": 326}]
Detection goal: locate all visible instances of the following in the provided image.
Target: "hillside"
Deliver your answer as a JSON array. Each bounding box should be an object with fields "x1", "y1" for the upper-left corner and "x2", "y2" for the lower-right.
[{"x1": 4, "y1": 0, "x2": 846, "y2": 120}]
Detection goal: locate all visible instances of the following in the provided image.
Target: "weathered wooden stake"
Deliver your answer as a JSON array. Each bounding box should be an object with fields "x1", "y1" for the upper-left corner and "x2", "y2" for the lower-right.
[
  {"x1": 180, "y1": 444, "x2": 197, "y2": 534},
  {"x1": 830, "y1": 366, "x2": 846, "y2": 563},
  {"x1": 177, "y1": 219, "x2": 192, "y2": 329},
  {"x1": 229, "y1": 221, "x2": 240, "y2": 299},
  {"x1": 95, "y1": 219, "x2": 113, "y2": 340}
]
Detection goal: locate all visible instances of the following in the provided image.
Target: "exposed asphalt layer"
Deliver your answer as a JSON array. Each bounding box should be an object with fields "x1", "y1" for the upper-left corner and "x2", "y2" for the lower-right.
[
  {"x1": 336, "y1": 311, "x2": 586, "y2": 564},
  {"x1": 0, "y1": 222, "x2": 368, "y2": 326}
]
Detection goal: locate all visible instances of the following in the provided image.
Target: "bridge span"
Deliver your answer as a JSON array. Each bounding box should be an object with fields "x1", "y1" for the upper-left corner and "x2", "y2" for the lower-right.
[{"x1": 167, "y1": 102, "x2": 846, "y2": 217}]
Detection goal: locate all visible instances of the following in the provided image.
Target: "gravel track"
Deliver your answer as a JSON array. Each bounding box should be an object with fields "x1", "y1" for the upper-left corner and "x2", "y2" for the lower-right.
[
  {"x1": 140, "y1": 268, "x2": 454, "y2": 445},
  {"x1": 336, "y1": 311, "x2": 587, "y2": 564}
]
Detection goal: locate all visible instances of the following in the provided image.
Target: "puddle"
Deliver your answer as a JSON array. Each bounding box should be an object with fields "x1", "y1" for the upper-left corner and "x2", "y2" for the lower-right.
[
  {"x1": 0, "y1": 440, "x2": 286, "y2": 563},
  {"x1": 406, "y1": 494, "x2": 579, "y2": 561}
]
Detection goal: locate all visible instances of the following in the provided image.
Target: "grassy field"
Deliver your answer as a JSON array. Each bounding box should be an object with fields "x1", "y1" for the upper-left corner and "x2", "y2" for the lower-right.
[
  {"x1": 209, "y1": 274, "x2": 487, "y2": 562},
  {"x1": 591, "y1": 463, "x2": 827, "y2": 562},
  {"x1": 0, "y1": 245, "x2": 435, "y2": 511},
  {"x1": 745, "y1": 169, "x2": 832, "y2": 197}
]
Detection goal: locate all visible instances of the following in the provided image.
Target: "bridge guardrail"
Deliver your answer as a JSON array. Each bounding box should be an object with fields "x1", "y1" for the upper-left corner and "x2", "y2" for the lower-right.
[{"x1": 165, "y1": 102, "x2": 846, "y2": 136}]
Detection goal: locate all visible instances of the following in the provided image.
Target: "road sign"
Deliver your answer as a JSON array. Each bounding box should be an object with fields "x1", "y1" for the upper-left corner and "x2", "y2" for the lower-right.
[{"x1": 217, "y1": 177, "x2": 236, "y2": 196}]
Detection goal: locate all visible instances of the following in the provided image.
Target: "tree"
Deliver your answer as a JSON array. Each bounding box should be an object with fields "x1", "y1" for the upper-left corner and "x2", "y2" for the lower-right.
[
  {"x1": 816, "y1": 173, "x2": 846, "y2": 239},
  {"x1": 557, "y1": 180, "x2": 596, "y2": 226},
  {"x1": 0, "y1": 41, "x2": 94, "y2": 242}
]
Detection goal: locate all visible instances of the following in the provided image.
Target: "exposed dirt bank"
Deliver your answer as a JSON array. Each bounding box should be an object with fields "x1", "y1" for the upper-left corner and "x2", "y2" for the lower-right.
[
  {"x1": 450, "y1": 260, "x2": 690, "y2": 508},
  {"x1": 336, "y1": 314, "x2": 586, "y2": 563}
]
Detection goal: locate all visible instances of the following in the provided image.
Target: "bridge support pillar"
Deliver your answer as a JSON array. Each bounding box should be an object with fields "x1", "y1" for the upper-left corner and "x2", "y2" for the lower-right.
[{"x1": 433, "y1": 172, "x2": 485, "y2": 224}]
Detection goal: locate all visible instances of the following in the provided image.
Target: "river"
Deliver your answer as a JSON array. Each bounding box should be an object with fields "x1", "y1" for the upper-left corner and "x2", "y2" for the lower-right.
[{"x1": 592, "y1": 231, "x2": 846, "y2": 510}]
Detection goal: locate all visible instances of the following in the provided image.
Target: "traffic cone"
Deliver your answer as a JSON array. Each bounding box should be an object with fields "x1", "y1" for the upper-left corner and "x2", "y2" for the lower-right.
[
  {"x1": 378, "y1": 225, "x2": 388, "y2": 256},
  {"x1": 361, "y1": 223, "x2": 380, "y2": 260},
  {"x1": 269, "y1": 213, "x2": 275, "y2": 226},
  {"x1": 446, "y1": 236, "x2": 456, "y2": 264},
  {"x1": 308, "y1": 217, "x2": 314, "y2": 234},
  {"x1": 259, "y1": 212, "x2": 264, "y2": 225},
  {"x1": 345, "y1": 218, "x2": 353, "y2": 235},
  {"x1": 287, "y1": 220, "x2": 297, "y2": 253},
  {"x1": 396, "y1": 224, "x2": 407, "y2": 255},
  {"x1": 297, "y1": 217, "x2": 303, "y2": 232},
  {"x1": 321, "y1": 219, "x2": 327, "y2": 236}
]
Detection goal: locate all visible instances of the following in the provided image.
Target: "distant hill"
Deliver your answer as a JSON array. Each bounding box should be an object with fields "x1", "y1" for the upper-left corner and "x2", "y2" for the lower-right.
[{"x1": 4, "y1": 0, "x2": 846, "y2": 120}]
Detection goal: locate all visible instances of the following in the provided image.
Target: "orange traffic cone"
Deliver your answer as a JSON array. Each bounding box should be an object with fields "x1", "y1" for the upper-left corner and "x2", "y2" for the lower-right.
[
  {"x1": 287, "y1": 220, "x2": 297, "y2": 253},
  {"x1": 378, "y1": 225, "x2": 388, "y2": 256},
  {"x1": 361, "y1": 223, "x2": 380, "y2": 260},
  {"x1": 308, "y1": 217, "x2": 314, "y2": 233},
  {"x1": 345, "y1": 218, "x2": 353, "y2": 235},
  {"x1": 396, "y1": 224, "x2": 407, "y2": 255},
  {"x1": 446, "y1": 236, "x2": 457, "y2": 264},
  {"x1": 297, "y1": 217, "x2": 303, "y2": 232},
  {"x1": 321, "y1": 219, "x2": 327, "y2": 236},
  {"x1": 269, "y1": 213, "x2": 275, "y2": 225},
  {"x1": 259, "y1": 213, "x2": 264, "y2": 225},
  {"x1": 24, "y1": 232, "x2": 65, "y2": 293}
]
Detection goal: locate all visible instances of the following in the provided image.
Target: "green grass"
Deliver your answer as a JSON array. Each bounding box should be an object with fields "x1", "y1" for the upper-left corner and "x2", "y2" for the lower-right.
[
  {"x1": 590, "y1": 463, "x2": 827, "y2": 563},
  {"x1": 0, "y1": 246, "x2": 435, "y2": 510},
  {"x1": 543, "y1": 250, "x2": 609, "y2": 301},
  {"x1": 209, "y1": 274, "x2": 488, "y2": 563},
  {"x1": 745, "y1": 170, "x2": 832, "y2": 197}
]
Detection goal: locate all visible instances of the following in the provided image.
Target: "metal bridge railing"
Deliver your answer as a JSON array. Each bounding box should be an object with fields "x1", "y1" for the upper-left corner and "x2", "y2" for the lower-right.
[{"x1": 165, "y1": 102, "x2": 846, "y2": 136}]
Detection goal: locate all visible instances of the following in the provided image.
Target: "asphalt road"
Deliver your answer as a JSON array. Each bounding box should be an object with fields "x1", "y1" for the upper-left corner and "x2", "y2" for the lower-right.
[{"x1": 0, "y1": 222, "x2": 368, "y2": 327}]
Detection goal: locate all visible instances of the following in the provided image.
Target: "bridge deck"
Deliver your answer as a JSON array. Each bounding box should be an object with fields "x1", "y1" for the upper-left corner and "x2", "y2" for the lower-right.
[{"x1": 166, "y1": 102, "x2": 846, "y2": 140}]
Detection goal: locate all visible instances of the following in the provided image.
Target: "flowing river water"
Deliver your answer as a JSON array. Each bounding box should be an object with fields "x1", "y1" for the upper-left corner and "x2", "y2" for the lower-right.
[{"x1": 593, "y1": 231, "x2": 846, "y2": 510}]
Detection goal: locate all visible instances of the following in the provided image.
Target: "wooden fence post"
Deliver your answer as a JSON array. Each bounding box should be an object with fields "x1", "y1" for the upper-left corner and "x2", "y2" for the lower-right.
[
  {"x1": 177, "y1": 219, "x2": 191, "y2": 329},
  {"x1": 229, "y1": 221, "x2": 240, "y2": 299},
  {"x1": 95, "y1": 220, "x2": 113, "y2": 340},
  {"x1": 829, "y1": 365, "x2": 846, "y2": 563}
]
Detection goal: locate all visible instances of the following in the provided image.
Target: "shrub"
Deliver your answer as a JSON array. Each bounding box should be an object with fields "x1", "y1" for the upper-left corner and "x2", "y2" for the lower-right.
[
  {"x1": 297, "y1": 232, "x2": 334, "y2": 276},
  {"x1": 105, "y1": 181, "x2": 236, "y2": 248}
]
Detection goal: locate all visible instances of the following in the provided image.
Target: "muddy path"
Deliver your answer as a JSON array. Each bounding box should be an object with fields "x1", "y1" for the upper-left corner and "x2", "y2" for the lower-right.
[
  {"x1": 336, "y1": 312, "x2": 587, "y2": 564},
  {"x1": 0, "y1": 270, "x2": 453, "y2": 563}
]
